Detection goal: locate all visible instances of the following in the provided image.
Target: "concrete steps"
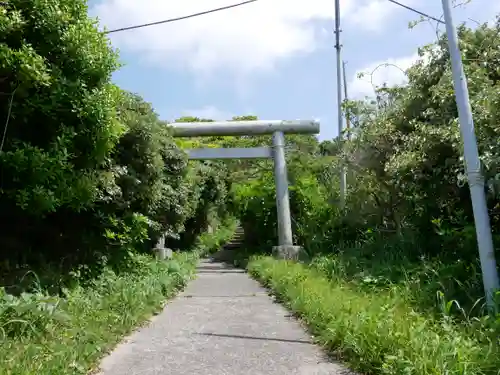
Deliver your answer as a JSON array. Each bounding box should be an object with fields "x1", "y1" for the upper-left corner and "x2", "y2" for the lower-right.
[
  {"x1": 210, "y1": 226, "x2": 245, "y2": 261},
  {"x1": 223, "y1": 226, "x2": 245, "y2": 249}
]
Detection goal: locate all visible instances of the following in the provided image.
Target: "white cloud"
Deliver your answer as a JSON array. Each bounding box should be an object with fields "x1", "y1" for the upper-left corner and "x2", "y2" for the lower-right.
[
  {"x1": 349, "y1": 53, "x2": 421, "y2": 98},
  {"x1": 348, "y1": 0, "x2": 404, "y2": 32},
  {"x1": 180, "y1": 105, "x2": 233, "y2": 120},
  {"x1": 92, "y1": 0, "x2": 412, "y2": 76}
]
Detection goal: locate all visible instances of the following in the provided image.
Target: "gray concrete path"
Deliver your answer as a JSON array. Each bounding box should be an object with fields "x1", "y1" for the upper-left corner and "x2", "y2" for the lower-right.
[{"x1": 96, "y1": 259, "x2": 353, "y2": 375}]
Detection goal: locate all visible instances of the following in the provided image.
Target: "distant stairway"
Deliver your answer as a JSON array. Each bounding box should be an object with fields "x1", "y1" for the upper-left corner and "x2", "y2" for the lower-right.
[{"x1": 210, "y1": 226, "x2": 245, "y2": 262}]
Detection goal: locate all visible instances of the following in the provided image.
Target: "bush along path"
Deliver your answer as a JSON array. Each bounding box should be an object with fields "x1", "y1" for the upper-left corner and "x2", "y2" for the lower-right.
[
  {"x1": 0, "y1": 227, "x2": 234, "y2": 375},
  {"x1": 247, "y1": 256, "x2": 500, "y2": 375}
]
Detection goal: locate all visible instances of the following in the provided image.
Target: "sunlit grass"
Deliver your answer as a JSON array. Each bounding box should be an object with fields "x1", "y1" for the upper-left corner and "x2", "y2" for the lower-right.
[
  {"x1": 0, "y1": 227, "x2": 234, "y2": 375},
  {"x1": 248, "y1": 256, "x2": 500, "y2": 375}
]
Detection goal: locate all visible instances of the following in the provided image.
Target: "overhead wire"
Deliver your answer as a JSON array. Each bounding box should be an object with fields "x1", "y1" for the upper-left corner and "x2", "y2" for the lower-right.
[
  {"x1": 104, "y1": 0, "x2": 259, "y2": 34},
  {"x1": 387, "y1": 0, "x2": 445, "y2": 24}
]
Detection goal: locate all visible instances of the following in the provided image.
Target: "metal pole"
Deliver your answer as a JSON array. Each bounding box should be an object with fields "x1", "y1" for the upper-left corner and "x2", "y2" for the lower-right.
[
  {"x1": 441, "y1": 0, "x2": 499, "y2": 308},
  {"x1": 342, "y1": 60, "x2": 351, "y2": 141},
  {"x1": 272, "y1": 131, "x2": 293, "y2": 246},
  {"x1": 334, "y1": 0, "x2": 346, "y2": 206}
]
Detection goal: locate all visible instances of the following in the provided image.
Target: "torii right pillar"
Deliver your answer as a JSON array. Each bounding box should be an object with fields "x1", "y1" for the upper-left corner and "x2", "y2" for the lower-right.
[{"x1": 271, "y1": 130, "x2": 307, "y2": 261}]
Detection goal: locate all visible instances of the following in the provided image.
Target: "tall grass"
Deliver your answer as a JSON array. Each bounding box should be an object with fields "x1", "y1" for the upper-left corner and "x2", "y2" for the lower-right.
[
  {"x1": 248, "y1": 256, "x2": 500, "y2": 375},
  {"x1": 307, "y1": 235, "x2": 498, "y2": 320},
  {"x1": 0, "y1": 226, "x2": 234, "y2": 375}
]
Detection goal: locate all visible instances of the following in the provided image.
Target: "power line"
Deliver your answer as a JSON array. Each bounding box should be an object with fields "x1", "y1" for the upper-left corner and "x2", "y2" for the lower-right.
[
  {"x1": 104, "y1": 0, "x2": 259, "y2": 34},
  {"x1": 387, "y1": 0, "x2": 444, "y2": 24}
]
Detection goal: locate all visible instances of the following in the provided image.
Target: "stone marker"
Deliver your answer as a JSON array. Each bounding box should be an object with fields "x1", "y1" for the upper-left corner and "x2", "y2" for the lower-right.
[{"x1": 153, "y1": 234, "x2": 173, "y2": 260}]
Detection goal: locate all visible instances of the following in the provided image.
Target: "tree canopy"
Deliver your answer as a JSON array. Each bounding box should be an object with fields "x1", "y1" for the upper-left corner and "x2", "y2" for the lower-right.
[{"x1": 0, "y1": 0, "x2": 233, "y2": 289}]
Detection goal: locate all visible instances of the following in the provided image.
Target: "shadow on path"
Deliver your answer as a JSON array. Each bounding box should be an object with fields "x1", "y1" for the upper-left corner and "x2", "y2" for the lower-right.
[{"x1": 195, "y1": 332, "x2": 313, "y2": 344}]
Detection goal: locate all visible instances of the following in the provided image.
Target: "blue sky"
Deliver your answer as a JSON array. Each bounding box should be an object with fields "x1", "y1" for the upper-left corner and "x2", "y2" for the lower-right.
[{"x1": 88, "y1": 0, "x2": 498, "y2": 141}]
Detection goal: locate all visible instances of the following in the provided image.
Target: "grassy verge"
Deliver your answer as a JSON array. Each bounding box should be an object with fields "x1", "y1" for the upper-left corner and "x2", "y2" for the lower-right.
[
  {"x1": 0, "y1": 227, "x2": 234, "y2": 375},
  {"x1": 248, "y1": 256, "x2": 500, "y2": 375},
  {"x1": 305, "y1": 235, "x2": 498, "y2": 319}
]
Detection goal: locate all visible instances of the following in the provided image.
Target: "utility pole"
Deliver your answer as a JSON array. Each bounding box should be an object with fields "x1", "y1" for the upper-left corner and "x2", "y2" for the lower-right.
[
  {"x1": 334, "y1": 0, "x2": 346, "y2": 207},
  {"x1": 342, "y1": 60, "x2": 350, "y2": 141},
  {"x1": 441, "y1": 0, "x2": 499, "y2": 309}
]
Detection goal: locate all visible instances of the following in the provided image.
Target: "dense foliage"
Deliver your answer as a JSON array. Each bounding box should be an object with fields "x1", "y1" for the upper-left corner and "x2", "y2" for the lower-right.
[
  {"x1": 1, "y1": 0, "x2": 499, "y2": 372},
  {"x1": 231, "y1": 21, "x2": 500, "y2": 317},
  {"x1": 0, "y1": 0, "x2": 232, "y2": 292},
  {"x1": 0, "y1": 2, "x2": 236, "y2": 372},
  {"x1": 226, "y1": 21, "x2": 500, "y2": 375}
]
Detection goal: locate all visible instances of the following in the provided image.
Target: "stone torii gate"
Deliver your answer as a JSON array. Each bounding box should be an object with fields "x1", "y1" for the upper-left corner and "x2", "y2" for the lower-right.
[{"x1": 170, "y1": 119, "x2": 320, "y2": 260}]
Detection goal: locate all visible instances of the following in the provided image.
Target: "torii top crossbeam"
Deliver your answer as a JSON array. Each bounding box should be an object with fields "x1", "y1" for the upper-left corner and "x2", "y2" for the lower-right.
[{"x1": 170, "y1": 119, "x2": 320, "y2": 137}]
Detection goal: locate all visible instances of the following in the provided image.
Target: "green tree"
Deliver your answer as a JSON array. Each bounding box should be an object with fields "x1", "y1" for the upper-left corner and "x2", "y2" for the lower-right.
[{"x1": 0, "y1": 0, "x2": 123, "y2": 267}]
